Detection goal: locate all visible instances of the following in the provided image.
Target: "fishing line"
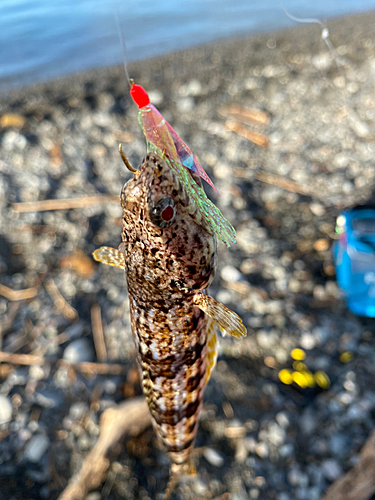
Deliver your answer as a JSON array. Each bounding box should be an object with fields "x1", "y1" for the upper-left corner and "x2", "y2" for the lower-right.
[
  {"x1": 113, "y1": 3, "x2": 132, "y2": 88},
  {"x1": 280, "y1": 0, "x2": 343, "y2": 75}
]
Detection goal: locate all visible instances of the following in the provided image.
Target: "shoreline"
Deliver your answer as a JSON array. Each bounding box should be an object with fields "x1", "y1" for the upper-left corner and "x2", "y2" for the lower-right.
[{"x1": 1, "y1": 9, "x2": 375, "y2": 108}]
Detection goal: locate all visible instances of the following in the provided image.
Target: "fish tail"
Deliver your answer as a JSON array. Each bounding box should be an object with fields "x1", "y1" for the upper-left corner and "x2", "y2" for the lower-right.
[{"x1": 164, "y1": 459, "x2": 197, "y2": 499}]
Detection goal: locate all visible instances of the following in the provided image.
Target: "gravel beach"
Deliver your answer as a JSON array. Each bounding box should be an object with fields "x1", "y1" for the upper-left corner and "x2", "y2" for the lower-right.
[{"x1": 2, "y1": 10, "x2": 375, "y2": 500}]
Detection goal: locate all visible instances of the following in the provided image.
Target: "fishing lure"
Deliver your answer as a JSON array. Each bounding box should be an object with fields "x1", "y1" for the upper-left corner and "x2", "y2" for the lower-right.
[
  {"x1": 129, "y1": 81, "x2": 236, "y2": 248},
  {"x1": 93, "y1": 81, "x2": 246, "y2": 497}
]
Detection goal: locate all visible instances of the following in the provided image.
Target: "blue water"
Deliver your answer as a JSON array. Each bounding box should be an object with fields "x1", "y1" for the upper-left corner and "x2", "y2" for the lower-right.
[{"x1": 0, "y1": 0, "x2": 374, "y2": 89}]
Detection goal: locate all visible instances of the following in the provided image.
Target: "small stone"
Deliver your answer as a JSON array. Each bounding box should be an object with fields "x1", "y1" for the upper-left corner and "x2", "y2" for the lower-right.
[
  {"x1": 0, "y1": 395, "x2": 12, "y2": 425},
  {"x1": 179, "y1": 79, "x2": 202, "y2": 97},
  {"x1": 191, "y1": 477, "x2": 208, "y2": 495},
  {"x1": 176, "y1": 97, "x2": 194, "y2": 113},
  {"x1": 276, "y1": 412, "x2": 290, "y2": 429},
  {"x1": 288, "y1": 465, "x2": 308, "y2": 487},
  {"x1": 300, "y1": 332, "x2": 317, "y2": 350},
  {"x1": 309, "y1": 203, "x2": 325, "y2": 217},
  {"x1": 85, "y1": 493, "x2": 101, "y2": 500},
  {"x1": 63, "y1": 338, "x2": 94, "y2": 363},
  {"x1": 300, "y1": 409, "x2": 316, "y2": 435},
  {"x1": 306, "y1": 487, "x2": 321, "y2": 500},
  {"x1": 330, "y1": 434, "x2": 348, "y2": 455},
  {"x1": 24, "y1": 435, "x2": 49, "y2": 462},
  {"x1": 255, "y1": 442, "x2": 268, "y2": 458},
  {"x1": 313, "y1": 239, "x2": 330, "y2": 252},
  {"x1": 2, "y1": 130, "x2": 27, "y2": 151},
  {"x1": 147, "y1": 90, "x2": 163, "y2": 105},
  {"x1": 221, "y1": 265, "x2": 242, "y2": 282},
  {"x1": 312, "y1": 53, "x2": 332, "y2": 70},
  {"x1": 279, "y1": 444, "x2": 294, "y2": 457},
  {"x1": 69, "y1": 402, "x2": 88, "y2": 420},
  {"x1": 321, "y1": 459, "x2": 342, "y2": 481},
  {"x1": 278, "y1": 494, "x2": 291, "y2": 500},
  {"x1": 203, "y1": 447, "x2": 224, "y2": 467},
  {"x1": 29, "y1": 365, "x2": 45, "y2": 381}
]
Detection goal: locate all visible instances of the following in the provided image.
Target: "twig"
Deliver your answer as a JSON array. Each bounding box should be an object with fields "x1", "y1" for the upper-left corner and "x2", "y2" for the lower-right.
[
  {"x1": 58, "y1": 397, "x2": 150, "y2": 500},
  {"x1": 256, "y1": 170, "x2": 310, "y2": 196},
  {"x1": 0, "y1": 351, "x2": 126, "y2": 376},
  {"x1": 321, "y1": 430, "x2": 375, "y2": 500},
  {"x1": 11, "y1": 194, "x2": 118, "y2": 213},
  {"x1": 44, "y1": 278, "x2": 78, "y2": 321},
  {"x1": 223, "y1": 280, "x2": 269, "y2": 300},
  {"x1": 0, "y1": 351, "x2": 44, "y2": 365},
  {"x1": 57, "y1": 360, "x2": 127, "y2": 375},
  {"x1": 91, "y1": 304, "x2": 107, "y2": 362},
  {"x1": 0, "y1": 283, "x2": 38, "y2": 301},
  {"x1": 225, "y1": 120, "x2": 269, "y2": 148},
  {"x1": 219, "y1": 105, "x2": 269, "y2": 126}
]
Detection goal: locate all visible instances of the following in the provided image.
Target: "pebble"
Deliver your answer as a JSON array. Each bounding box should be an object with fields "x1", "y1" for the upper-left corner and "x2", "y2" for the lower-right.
[
  {"x1": 63, "y1": 338, "x2": 94, "y2": 363},
  {"x1": 69, "y1": 402, "x2": 88, "y2": 420},
  {"x1": 220, "y1": 265, "x2": 242, "y2": 282},
  {"x1": 321, "y1": 459, "x2": 343, "y2": 481},
  {"x1": 299, "y1": 409, "x2": 317, "y2": 436},
  {"x1": 24, "y1": 435, "x2": 49, "y2": 462},
  {"x1": 85, "y1": 493, "x2": 101, "y2": 500},
  {"x1": 178, "y1": 79, "x2": 202, "y2": 96},
  {"x1": 2, "y1": 130, "x2": 28, "y2": 151},
  {"x1": 309, "y1": 202, "x2": 325, "y2": 217},
  {"x1": 0, "y1": 396, "x2": 12, "y2": 425},
  {"x1": 147, "y1": 90, "x2": 164, "y2": 105},
  {"x1": 203, "y1": 447, "x2": 225, "y2": 467},
  {"x1": 255, "y1": 442, "x2": 268, "y2": 459}
]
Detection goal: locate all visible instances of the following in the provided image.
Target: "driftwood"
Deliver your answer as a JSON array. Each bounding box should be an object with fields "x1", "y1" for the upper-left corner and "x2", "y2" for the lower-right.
[
  {"x1": 58, "y1": 397, "x2": 150, "y2": 500},
  {"x1": 321, "y1": 430, "x2": 375, "y2": 500}
]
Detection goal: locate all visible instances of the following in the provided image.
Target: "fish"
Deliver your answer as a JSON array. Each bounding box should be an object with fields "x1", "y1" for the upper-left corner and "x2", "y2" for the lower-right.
[{"x1": 93, "y1": 83, "x2": 246, "y2": 497}]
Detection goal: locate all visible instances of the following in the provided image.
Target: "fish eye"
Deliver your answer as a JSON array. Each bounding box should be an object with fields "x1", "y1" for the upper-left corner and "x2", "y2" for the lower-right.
[{"x1": 149, "y1": 197, "x2": 176, "y2": 228}]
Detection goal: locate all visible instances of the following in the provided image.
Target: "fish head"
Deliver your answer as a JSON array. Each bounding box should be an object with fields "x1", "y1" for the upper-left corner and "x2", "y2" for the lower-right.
[{"x1": 120, "y1": 152, "x2": 217, "y2": 294}]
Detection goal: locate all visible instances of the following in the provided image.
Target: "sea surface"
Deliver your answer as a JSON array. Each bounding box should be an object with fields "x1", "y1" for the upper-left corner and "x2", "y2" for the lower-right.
[{"x1": 1, "y1": 0, "x2": 374, "y2": 89}]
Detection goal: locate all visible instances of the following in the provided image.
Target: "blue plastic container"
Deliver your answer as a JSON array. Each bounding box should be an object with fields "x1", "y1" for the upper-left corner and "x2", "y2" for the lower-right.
[{"x1": 333, "y1": 208, "x2": 375, "y2": 317}]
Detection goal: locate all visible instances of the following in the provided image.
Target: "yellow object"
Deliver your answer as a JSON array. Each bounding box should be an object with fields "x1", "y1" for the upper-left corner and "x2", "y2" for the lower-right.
[
  {"x1": 291, "y1": 348, "x2": 306, "y2": 361},
  {"x1": 292, "y1": 371, "x2": 308, "y2": 388},
  {"x1": 339, "y1": 351, "x2": 354, "y2": 363},
  {"x1": 0, "y1": 114, "x2": 26, "y2": 128},
  {"x1": 314, "y1": 371, "x2": 331, "y2": 389},
  {"x1": 278, "y1": 369, "x2": 293, "y2": 385},
  {"x1": 292, "y1": 361, "x2": 307, "y2": 372},
  {"x1": 301, "y1": 371, "x2": 316, "y2": 388}
]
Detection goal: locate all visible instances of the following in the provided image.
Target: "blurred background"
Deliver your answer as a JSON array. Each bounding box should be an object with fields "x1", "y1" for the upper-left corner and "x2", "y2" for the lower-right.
[
  {"x1": 2, "y1": 1, "x2": 375, "y2": 500},
  {"x1": 1, "y1": 0, "x2": 375, "y2": 89}
]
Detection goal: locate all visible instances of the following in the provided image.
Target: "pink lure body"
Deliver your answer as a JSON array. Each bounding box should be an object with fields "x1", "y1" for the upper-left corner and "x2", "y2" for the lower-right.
[{"x1": 130, "y1": 83, "x2": 218, "y2": 194}]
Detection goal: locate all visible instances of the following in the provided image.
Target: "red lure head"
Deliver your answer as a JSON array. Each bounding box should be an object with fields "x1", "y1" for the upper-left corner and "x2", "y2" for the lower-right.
[{"x1": 130, "y1": 82, "x2": 150, "y2": 109}]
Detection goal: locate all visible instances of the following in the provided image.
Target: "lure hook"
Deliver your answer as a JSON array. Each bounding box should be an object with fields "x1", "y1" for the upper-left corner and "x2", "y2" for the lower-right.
[{"x1": 119, "y1": 144, "x2": 138, "y2": 173}]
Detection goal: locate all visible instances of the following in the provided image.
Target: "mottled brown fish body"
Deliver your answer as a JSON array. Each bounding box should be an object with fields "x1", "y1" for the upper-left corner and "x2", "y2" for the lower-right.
[
  {"x1": 93, "y1": 149, "x2": 246, "y2": 491},
  {"x1": 129, "y1": 294, "x2": 208, "y2": 464},
  {"x1": 120, "y1": 153, "x2": 217, "y2": 464}
]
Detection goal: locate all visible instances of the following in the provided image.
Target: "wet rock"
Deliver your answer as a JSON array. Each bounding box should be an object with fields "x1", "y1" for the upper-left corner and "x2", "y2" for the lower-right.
[
  {"x1": 63, "y1": 338, "x2": 94, "y2": 363},
  {"x1": 203, "y1": 447, "x2": 225, "y2": 467},
  {"x1": 321, "y1": 459, "x2": 343, "y2": 481},
  {"x1": 0, "y1": 396, "x2": 12, "y2": 425},
  {"x1": 24, "y1": 435, "x2": 49, "y2": 462}
]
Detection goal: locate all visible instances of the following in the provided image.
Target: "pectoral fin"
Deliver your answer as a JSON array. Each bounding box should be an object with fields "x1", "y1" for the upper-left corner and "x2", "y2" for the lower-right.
[
  {"x1": 92, "y1": 246, "x2": 125, "y2": 270},
  {"x1": 193, "y1": 293, "x2": 247, "y2": 338}
]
